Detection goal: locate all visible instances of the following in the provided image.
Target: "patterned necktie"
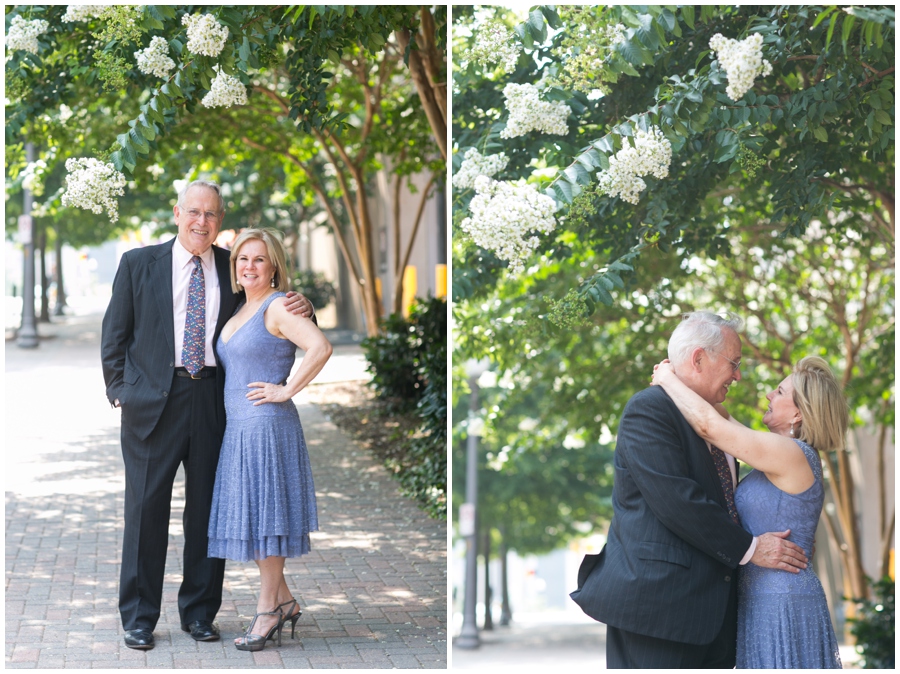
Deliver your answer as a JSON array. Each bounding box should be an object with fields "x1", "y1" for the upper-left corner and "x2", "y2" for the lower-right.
[
  {"x1": 182, "y1": 255, "x2": 205, "y2": 376},
  {"x1": 711, "y1": 445, "x2": 740, "y2": 525}
]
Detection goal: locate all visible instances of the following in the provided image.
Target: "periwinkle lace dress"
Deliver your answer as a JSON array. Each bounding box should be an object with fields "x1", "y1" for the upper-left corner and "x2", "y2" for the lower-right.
[
  {"x1": 735, "y1": 439, "x2": 841, "y2": 668},
  {"x1": 208, "y1": 292, "x2": 318, "y2": 561}
]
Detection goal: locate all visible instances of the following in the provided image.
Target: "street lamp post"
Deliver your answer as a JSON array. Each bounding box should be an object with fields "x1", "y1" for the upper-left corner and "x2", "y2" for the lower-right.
[
  {"x1": 456, "y1": 359, "x2": 489, "y2": 650},
  {"x1": 17, "y1": 141, "x2": 39, "y2": 349}
]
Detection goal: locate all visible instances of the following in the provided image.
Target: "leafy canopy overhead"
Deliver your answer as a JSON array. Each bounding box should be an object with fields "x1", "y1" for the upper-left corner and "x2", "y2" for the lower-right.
[{"x1": 452, "y1": 5, "x2": 894, "y2": 314}]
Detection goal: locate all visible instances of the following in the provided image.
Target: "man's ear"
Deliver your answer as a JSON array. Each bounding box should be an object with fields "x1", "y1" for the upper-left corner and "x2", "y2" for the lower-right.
[{"x1": 689, "y1": 346, "x2": 705, "y2": 373}]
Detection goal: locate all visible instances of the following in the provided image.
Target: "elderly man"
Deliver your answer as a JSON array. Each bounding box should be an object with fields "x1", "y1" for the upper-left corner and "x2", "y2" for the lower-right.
[
  {"x1": 101, "y1": 181, "x2": 314, "y2": 650},
  {"x1": 570, "y1": 312, "x2": 809, "y2": 668}
]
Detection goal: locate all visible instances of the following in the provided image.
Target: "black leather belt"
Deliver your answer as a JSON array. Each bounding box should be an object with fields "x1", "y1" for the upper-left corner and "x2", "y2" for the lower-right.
[{"x1": 174, "y1": 367, "x2": 217, "y2": 379}]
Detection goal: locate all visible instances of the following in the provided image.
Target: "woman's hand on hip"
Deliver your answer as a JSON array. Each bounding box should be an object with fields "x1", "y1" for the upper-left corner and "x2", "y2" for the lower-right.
[{"x1": 247, "y1": 381, "x2": 291, "y2": 405}]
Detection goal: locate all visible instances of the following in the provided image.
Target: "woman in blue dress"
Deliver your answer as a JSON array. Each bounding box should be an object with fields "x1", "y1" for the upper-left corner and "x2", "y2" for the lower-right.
[
  {"x1": 208, "y1": 228, "x2": 332, "y2": 652},
  {"x1": 653, "y1": 355, "x2": 846, "y2": 668}
]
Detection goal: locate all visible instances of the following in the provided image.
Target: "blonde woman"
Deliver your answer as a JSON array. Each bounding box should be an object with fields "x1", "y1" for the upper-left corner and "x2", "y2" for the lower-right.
[
  {"x1": 652, "y1": 355, "x2": 846, "y2": 668},
  {"x1": 207, "y1": 228, "x2": 332, "y2": 651}
]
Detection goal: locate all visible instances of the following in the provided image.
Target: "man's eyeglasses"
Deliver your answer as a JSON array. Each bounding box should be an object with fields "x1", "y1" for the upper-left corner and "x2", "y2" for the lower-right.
[
  {"x1": 186, "y1": 209, "x2": 221, "y2": 221},
  {"x1": 711, "y1": 350, "x2": 742, "y2": 373}
]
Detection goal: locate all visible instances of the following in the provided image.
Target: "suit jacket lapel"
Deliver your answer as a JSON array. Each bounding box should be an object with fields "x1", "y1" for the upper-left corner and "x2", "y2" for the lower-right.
[
  {"x1": 151, "y1": 240, "x2": 176, "y2": 359},
  {"x1": 213, "y1": 245, "x2": 236, "y2": 340}
]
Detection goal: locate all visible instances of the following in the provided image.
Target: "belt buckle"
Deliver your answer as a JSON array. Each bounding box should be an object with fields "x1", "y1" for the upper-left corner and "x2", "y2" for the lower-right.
[{"x1": 191, "y1": 370, "x2": 202, "y2": 380}]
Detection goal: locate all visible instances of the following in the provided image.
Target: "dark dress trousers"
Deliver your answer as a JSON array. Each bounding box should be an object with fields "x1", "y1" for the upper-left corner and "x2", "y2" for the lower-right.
[
  {"x1": 570, "y1": 386, "x2": 753, "y2": 668},
  {"x1": 101, "y1": 240, "x2": 240, "y2": 631}
]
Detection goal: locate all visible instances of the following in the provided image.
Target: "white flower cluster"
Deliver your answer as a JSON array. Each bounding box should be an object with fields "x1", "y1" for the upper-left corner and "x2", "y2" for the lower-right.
[
  {"x1": 709, "y1": 33, "x2": 772, "y2": 101},
  {"x1": 134, "y1": 36, "x2": 176, "y2": 79},
  {"x1": 460, "y1": 176, "x2": 557, "y2": 274},
  {"x1": 467, "y1": 20, "x2": 520, "y2": 73},
  {"x1": 452, "y1": 148, "x2": 509, "y2": 190},
  {"x1": 201, "y1": 65, "x2": 247, "y2": 108},
  {"x1": 500, "y1": 83, "x2": 571, "y2": 139},
  {"x1": 603, "y1": 23, "x2": 627, "y2": 45},
  {"x1": 182, "y1": 13, "x2": 229, "y2": 57},
  {"x1": 20, "y1": 160, "x2": 48, "y2": 195},
  {"x1": 61, "y1": 157, "x2": 127, "y2": 223},
  {"x1": 61, "y1": 5, "x2": 109, "y2": 22},
  {"x1": 596, "y1": 126, "x2": 672, "y2": 205},
  {"x1": 6, "y1": 15, "x2": 50, "y2": 54}
]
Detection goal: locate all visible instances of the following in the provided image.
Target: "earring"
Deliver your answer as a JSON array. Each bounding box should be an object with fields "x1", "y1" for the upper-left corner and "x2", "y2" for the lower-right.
[
  {"x1": 270, "y1": 276, "x2": 276, "y2": 288},
  {"x1": 790, "y1": 422, "x2": 795, "y2": 437}
]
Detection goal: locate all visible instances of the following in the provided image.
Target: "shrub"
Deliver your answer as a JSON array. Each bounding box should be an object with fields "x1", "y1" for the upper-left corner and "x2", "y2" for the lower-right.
[
  {"x1": 362, "y1": 296, "x2": 447, "y2": 518},
  {"x1": 848, "y1": 576, "x2": 895, "y2": 669},
  {"x1": 292, "y1": 270, "x2": 337, "y2": 311}
]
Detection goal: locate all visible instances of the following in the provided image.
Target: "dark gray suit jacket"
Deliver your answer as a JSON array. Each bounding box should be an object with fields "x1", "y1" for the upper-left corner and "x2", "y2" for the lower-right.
[
  {"x1": 101, "y1": 240, "x2": 240, "y2": 441},
  {"x1": 570, "y1": 385, "x2": 753, "y2": 645}
]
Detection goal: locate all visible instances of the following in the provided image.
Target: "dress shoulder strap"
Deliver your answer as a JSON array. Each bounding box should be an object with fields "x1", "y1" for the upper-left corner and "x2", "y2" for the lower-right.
[
  {"x1": 793, "y1": 438, "x2": 823, "y2": 481},
  {"x1": 260, "y1": 291, "x2": 287, "y2": 314}
]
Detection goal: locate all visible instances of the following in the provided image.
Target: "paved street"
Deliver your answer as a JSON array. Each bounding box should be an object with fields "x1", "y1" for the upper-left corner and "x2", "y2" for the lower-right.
[{"x1": 5, "y1": 308, "x2": 447, "y2": 668}]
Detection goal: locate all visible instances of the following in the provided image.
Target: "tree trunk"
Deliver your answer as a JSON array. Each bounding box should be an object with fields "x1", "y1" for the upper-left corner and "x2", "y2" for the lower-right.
[
  {"x1": 54, "y1": 232, "x2": 66, "y2": 315},
  {"x1": 38, "y1": 224, "x2": 50, "y2": 322},
  {"x1": 395, "y1": 21, "x2": 447, "y2": 160},
  {"x1": 481, "y1": 529, "x2": 493, "y2": 631},
  {"x1": 499, "y1": 529, "x2": 512, "y2": 626}
]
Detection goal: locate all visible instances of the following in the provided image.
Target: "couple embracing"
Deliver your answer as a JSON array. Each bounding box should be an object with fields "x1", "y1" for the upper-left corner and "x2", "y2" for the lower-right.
[
  {"x1": 101, "y1": 180, "x2": 332, "y2": 652},
  {"x1": 571, "y1": 311, "x2": 845, "y2": 669}
]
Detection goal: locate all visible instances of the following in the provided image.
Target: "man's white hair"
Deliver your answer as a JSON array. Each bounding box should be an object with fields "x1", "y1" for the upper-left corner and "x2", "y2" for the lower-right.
[
  {"x1": 667, "y1": 312, "x2": 744, "y2": 365},
  {"x1": 176, "y1": 179, "x2": 224, "y2": 213}
]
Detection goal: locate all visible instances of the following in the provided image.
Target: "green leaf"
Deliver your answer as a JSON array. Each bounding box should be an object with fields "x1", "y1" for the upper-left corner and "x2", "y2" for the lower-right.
[
  {"x1": 682, "y1": 5, "x2": 695, "y2": 29},
  {"x1": 592, "y1": 283, "x2": 613, "y2": 306},
  {"x1": 813, "y1": 126, "x2": 829, "y2": 142},
  {"x1": 527, "y1": 9, "x2": 547, "y2": 44},
  {"x1": 129, "y1": 127, "x2": 150, "y2": 152},
  {"x1": 539, "y1": 5, "x2": 563, "y2": 30},
  {"x1": 874, "y1": 109, "x2": 892, "y2": 126},
  {"x1": 812, "y1": 6, "x2": 837, "y2": 29},
  {"x1": 239, "y1": 37, "x2": 250, "y2": 62},
  {"x1": 841, "y1": 14, "x2": 856, "y2": 54},
  {"x1": 825, "y1": 13, "x2": 838, "y2": 52}
]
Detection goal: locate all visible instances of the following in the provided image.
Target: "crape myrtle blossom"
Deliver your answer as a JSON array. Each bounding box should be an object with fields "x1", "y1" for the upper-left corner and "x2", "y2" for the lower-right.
[
  {"x1": 500, "y1": 82, "x2": 571, "y2": 139},
  {"x1": 6, "y1": 15, "x2": 50, "y2": 54},
  {"x1": 135, "y1": 36, "x2": 176, "y2": 79},
  {"x1": 597, "y1": 126, "x2": 673, "y2": 205},
  {"x1": 460, "y1": 175, "x2": 557, "y2": 274},
  {"x1": 709, "y1": 32, "x2": 772, "y2": 101},
  {"x1": 20, "y1": 159, "x2": 48, "y2": 195},
  {"x1": 467, "y1": 20, "x2": 520, "y2": 73},
  {"x1": 61, "y1": 157, "x2": 127, "y2": 223},
  {"x1": 452, "y1": 148, "x2": 510, "y2": 190},
  {"x1": 61, "y1": 6, "x2": 111, "y2": 22},
  {"x1": 201, "y1": 66, "x2": 248, "y2": 108},
  {"x1": 182, "y1": 13, "x2": 229, "y2": 58}
]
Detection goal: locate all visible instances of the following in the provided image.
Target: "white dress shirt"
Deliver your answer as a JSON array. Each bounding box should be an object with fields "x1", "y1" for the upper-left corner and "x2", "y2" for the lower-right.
[{"x1": 172, "y1": 237, "x2": 220, "y2": 368}]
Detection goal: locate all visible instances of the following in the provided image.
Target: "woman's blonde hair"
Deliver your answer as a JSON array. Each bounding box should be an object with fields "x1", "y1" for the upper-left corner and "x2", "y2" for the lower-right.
[
  {"x1": 229, "y1": 228, "x2": 292, "y2": 294},
  {"x1": 792, "y1": 356, "x2": 849, "y2": 453}
]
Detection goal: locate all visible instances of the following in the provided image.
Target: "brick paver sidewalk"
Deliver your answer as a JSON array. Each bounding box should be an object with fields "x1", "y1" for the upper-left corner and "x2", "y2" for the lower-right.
[{"x1": 5, "y1": 311, "x2": 447, "y2": 668}]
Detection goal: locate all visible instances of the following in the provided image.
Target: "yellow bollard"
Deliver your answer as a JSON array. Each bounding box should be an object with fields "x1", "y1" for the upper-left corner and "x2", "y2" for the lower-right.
[
  {"x1": 402, "y1": 266, "x2": 417, "y2": 318},
  {"x1": 435, "y1": 264, "x2": 447, "y2": 299}
]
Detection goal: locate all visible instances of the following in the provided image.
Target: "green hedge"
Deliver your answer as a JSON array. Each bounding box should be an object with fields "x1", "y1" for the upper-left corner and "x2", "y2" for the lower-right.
[
  {"x1": 848, "y1": 576, "x2": 895, "y2": 669},
  {"x1": 362, "y1": 296, "x2": 447, "y2": 518}
]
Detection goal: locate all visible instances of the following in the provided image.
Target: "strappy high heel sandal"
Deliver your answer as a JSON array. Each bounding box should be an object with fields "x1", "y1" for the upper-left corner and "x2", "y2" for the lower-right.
[
  {"x1": 271, "y1": 598, "x2": 302, "y2": 641},
  {"x1": 235, "y1": 607, "x2": 283, "y2": 651}
]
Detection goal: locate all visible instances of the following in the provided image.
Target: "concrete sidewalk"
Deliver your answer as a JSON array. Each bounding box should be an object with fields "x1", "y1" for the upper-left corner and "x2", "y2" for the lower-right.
[
  {"x1": 451, "y1": 617, "x2": 607, "y2": 670},
  {"x1": 5, "y1": 310, "x2": 447, "y2": 668}
]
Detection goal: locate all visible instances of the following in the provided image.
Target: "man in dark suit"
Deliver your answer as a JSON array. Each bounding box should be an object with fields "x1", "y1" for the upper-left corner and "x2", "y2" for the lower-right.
[
  {"x1": 101, "y1": 181, "x2": 313, "y2": 650},
  {"x1": 571, "y1": 312, "x2": 809, "y2": 668}
]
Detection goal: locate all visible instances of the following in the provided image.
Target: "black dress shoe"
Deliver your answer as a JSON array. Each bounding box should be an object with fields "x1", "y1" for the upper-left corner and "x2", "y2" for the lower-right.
[
  {"x1": 124, "y1": 629, "x2": 155, "y2": 650},
  {"x1": 181, "y1": 620, "x2": 220, "y2": 641}
]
